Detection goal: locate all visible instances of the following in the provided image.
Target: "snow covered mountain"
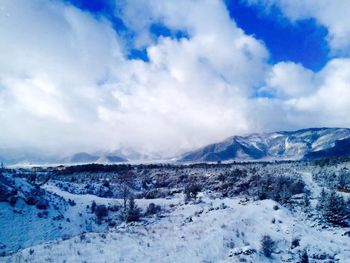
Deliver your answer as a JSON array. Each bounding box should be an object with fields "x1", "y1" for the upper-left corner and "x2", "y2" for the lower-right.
[
  {"x1": 0, "y1": 150, "x2": 128, "y2": 166},
  {"x1": 179, "y1": 128, "x2": 350, "y2": 162},
  {"x1": 67, "y1": 152, "x2": 128, "y2": 164}
]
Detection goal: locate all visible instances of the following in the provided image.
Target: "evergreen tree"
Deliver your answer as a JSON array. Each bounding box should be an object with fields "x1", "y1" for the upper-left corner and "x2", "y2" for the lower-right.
[
  {"x1": 338, "y1": 169, "x2": 350, "y2": 190},
  {"x1": 316, "y1": 188, "x2": 327, "y2": 212},
  {"x1": 126, "y1": 195, "x2": 141, "y2": 222},
  {"x1": 303, "y1": 192, "x2": 311, "y2": 212},
  {"x1": 280, "y1": 184, "x2": 291, "y2": 204},
  {"x1": 323, "y1": 190, "x2": 348, "y2": 226}
]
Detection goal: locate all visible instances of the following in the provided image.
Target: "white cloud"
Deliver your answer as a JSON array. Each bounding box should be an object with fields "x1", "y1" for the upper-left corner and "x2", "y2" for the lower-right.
[
  {"x1": 0, "y1": 0, "x2": 350, "y2": 159},
  {"x1": 290, "y1": 59, "x2": 350, "y2": 124},
  {"x1": 259, "y1": 58, "x2": 350, "y2": 129},
  {"x1": 263, "y1": 62, "x2": 316, "y2": 98},
  {"x1": 0, "y1": 0, "x2": 269, "y2": 157}
]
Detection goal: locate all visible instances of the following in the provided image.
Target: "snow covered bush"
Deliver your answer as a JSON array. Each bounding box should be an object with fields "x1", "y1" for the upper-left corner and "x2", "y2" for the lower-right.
[
  {"x1": 300, "y1": 249, "x2": 309, "y2": 263},
  {"x1": 145, "y1": 203, "x2": 161, "y2": 216},
  {"x1": 254, "y1": 175, "x2": 306, "y2": 205},
  {"x1": 126, "y1": 195, "x2": 141, "y2": 222},
  {"x1": 95, "y1": 204, "x2": 108, "y2": 223},
  {"x1": 260, "y1": 235, "x2": 276, "y2": 258},
  {"x1": 291, "y1": 238, "x2": 300, "y2": 249},
  {"x1": 91, "y1": 200, "x2": 97, "y2": 213},
  {"x1": 184, "y1": 183, "x2": 201, "y2": 202}
]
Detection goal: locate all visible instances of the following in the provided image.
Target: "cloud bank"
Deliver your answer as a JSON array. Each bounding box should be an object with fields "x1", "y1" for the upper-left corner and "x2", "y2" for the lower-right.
[{"x1": 0, "y1": 0, "x2": 349, "y2": 158}]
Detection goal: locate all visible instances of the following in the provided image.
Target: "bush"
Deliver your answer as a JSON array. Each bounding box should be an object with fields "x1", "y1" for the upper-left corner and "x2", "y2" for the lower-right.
[
  {"x1": 8, "y1": 196, "x2": 17, "y2": 206},
  {"x1": 256, "y1": 175, "x2": 306, "y2": 204},
  {"x1": 102, "y1": 180, "x2": 110, "y2": 188},
  {"x1": 273, "y1": 205, "x2": 279, "y2": 211},
  {"x1": 126, "y1": 195, "x2": 141, "y2": 222},
  {"x1": 91, "y1": 201, "x2": 96, "y2": 213},
  {"x1": 300, "y1": 249, "x2": 309, "y2": 263},
  {"x1": 25, "y1": 196, "x2": 37, "y2": 205},
  {"x1": 68, "y1": 199, "x2": 76, "y2": 206},
  {"x1": 291, "y1": 238, "x2": 300, "y2": 249},
  {"x1": 95, "y1": 204, "x2": 108, "y2": 222},
  {"x1": 261, "y1": 235, "x2": 276, "y2": 258},
  {"x1": 184, "y1": 183, "x2": 201, "y2": 201},
  {"x1": 35, "y1": 198, "x2": 48, "y2": 210},
  {"x1": 108, "y1": 205, "x2": 119, "y2": 212},
  {"x1": 146, "y1": 203, "x2": 161, "y2": 215}
]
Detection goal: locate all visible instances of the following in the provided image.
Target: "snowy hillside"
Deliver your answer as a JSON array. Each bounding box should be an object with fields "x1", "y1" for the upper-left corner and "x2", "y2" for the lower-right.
[
  {"x1": 4, "y1": 197, "x2": 350, "y2": 263},
  {"x1": 179, "y1": 128, "x2": 350, "y2": 162},
  {"x1": 1, "y1": 159, "x2": 350, "y2": 262}
]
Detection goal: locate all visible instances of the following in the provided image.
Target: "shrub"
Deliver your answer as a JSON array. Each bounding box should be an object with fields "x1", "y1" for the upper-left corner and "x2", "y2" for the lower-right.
[
  {"x1": 102, "y1": 180, "x2": 110, "y2": 188},
  {"x1": 95, "y1": 204, "x2": 108, "y2": 222},
  {"x1": 146, "y1": 203, "x2": 161, "y2": 215},
  {"x1": 300, "y1": 249, "x2": 309, "y2": 263},
  {"x1": 261, "y1": 235, "x2": 276, "y2": 258},
  {"x1": 184, "y1": 183, "x2": 201, "y2": 201},
  {"x1": 256, "y1": 175, "x2": 306, "y2": 204},
  {"x1": 8, "y1": 196, "x2": 17, "y2": 206},
  {"x1": 35, "y1": 198, "x2": 48, "y2": 210},
  {"x1": 126, "y1": 195, "x2": 141, "y2": 222},
  {"x1": 108, "y1": 205, "x2": 119, "y2": 212},
  {"x1": 291, "y1": 238, "x2": 300, "y2": 249},
  {"x1": 273, "y1": 205, "x2": 279, "y2": 211},
  {"x1": 68, "y1": 199, "x2": 76, "y2": 206},
  {"x1": 91, "y1": 201, "x2": 96, "y2": 213}
]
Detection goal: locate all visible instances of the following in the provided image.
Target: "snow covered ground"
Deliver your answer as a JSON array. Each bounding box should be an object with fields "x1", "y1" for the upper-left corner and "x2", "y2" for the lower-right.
[
  {"x1": 1, "y1": 160, "x2": 350, "y2": 262},
  {"x1": 3, "y1": 195, "x2": 350, "y2": 262}
]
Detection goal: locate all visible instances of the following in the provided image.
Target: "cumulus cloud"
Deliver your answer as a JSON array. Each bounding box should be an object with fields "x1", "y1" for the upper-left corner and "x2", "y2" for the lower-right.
[
  {"x1": 0, "y1": 0, "x2": 123, "y2": 154},
  {"x1": 258, "y1": 58, "x2": 350, "y2": 130},
  {"x1": 263, "y1": 62, "x2": 316, "y2": 98},
  {"x1": 289, "y1": 59, "x2": 350, "y2": 125},
  {"x1": 0, "y1": 0, "x2": 269, "y2": 157},
  {"x1": 0, "y1": 0, "x2": 349, "y2": 159}
]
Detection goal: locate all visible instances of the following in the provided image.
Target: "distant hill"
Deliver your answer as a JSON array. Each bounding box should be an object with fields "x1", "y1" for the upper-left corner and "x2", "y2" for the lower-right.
[
  {"x1": 69, "y1": 152, "x2": 100, "y2": 163},
  {"x1": 68, "y1": 152, "x2": 128, "y2": 164}
]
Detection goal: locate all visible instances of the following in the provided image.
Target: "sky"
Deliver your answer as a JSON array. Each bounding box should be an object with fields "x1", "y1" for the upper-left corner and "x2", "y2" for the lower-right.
[{"x1": 1, "y1": 0, "x2": 350, "y2": 157}]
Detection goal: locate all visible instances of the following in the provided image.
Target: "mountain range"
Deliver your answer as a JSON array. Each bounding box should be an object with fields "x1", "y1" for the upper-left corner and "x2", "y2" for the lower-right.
[
  {"x1": 179, "y1": 127, "x2": 350, "y2": 162},
  {"x1": 2, "y1": 127, "x2": 350, "y2": 166}
]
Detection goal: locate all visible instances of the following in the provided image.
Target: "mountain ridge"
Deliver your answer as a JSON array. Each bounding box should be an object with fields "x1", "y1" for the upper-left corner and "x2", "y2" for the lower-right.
[{"x1": 179, "y1": 127, "x2": 350, "y2": 162}]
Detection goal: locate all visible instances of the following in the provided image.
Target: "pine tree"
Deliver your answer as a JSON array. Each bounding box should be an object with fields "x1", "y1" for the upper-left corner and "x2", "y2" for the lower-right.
[
  {"x1": 317, "y1": 188, "x2": 327, "y2": 212},
  {"x1": 338, "y1": 169, "x2": 350, "y2": 190},
  {"x1": 126, "y1": 195, "x2": 141, "y2": 222},
  {"x1": 280, "y1": 184, "x2": 292, "y2": 204},
  {"x1": 323, "y1": 190, "x2": 348, "y2": 226},
  {"x1": 303, "y1": 192, "x2": 311, "y2": 212}
]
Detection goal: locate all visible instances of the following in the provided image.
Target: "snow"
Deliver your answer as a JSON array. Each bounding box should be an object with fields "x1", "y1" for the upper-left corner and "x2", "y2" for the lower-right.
[
  {"x1": 3, "y1": 194, "x2": 350, "y2": 262},
  {"x1": 2, "y1": 160, "x2": 350, "y2": 262}
]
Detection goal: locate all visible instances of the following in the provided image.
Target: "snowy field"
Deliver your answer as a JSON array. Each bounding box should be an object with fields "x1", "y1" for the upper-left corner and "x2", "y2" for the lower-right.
[{"x1": 1, "y1": 160, "x2": 350, "y2": 262}]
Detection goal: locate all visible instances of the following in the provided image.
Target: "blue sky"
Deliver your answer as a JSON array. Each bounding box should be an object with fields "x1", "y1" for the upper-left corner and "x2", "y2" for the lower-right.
[
  {"x1": 64, "y1": 0, "x2": 330, "y2": 71},
  {"x1": 226, "y1": 0, "x2": 330, "y2": 71}
]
